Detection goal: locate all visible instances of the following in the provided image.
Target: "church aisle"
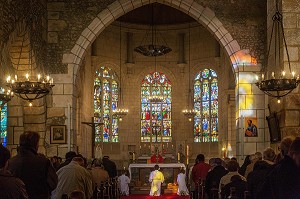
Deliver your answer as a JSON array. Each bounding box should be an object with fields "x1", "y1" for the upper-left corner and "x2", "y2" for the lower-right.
[{"x1": 120, "y1": 193, "x2": 190, "y2": 199}]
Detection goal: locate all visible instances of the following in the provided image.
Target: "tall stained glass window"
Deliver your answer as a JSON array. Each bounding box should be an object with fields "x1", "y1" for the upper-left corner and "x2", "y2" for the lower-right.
[
  {"x1": 0, "y1": 104, "x2": 8, "y2": 146},
  {"x1": 141, "y1": 72, "x2": 172, "y2": 142},
  {"x1": 94, "y1": 66, "x2": 119, "y2": 143},
  {"x1": 194, "y1": 69, "x2": 218, "y2": 142}
]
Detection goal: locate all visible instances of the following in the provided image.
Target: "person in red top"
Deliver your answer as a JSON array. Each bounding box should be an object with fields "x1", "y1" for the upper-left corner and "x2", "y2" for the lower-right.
[{"x1": 192, "y1": 154, "x2": 211, "y2": 199}]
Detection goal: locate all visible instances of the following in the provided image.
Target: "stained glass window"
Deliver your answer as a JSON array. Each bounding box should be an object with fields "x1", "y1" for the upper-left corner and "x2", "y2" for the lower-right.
[
  {"x1": 0, "y1": 104, "x2": 8, "y2": 146},
  {"x1": 194, "y1": 69, "x2": 218, "y2": 142},
  {"x1": 94, "y1": 66, "x2": 119, "y2": 143},
  {"x1": 141, "y1": 72, "x2": 172, "y2": 143}
]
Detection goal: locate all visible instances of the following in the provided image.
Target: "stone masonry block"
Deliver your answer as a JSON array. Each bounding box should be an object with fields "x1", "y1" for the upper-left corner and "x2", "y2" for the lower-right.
[
  {"x1": 48, "y1": 20, "x2": 67, "y2": 31},
  {"x1": 285, "y1": 110, "x2": 300, "y2": 126},
  {"x1": 47, "y1": 107, "x2": 65, "y2": 118},
  {"x1": 47, "y1": 2, "x2": 65, "y2": 11}
]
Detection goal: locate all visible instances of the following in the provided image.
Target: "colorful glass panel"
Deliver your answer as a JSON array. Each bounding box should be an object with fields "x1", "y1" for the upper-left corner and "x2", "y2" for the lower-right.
[
  {"x1": 0, "y1": 104, "x2": 7, "y2": 146},
  {"x1": 141, "y1": 72, "x2": 172, "y2": 143},
  {"x1": 94, "y1": 67, "x2": 119, "y2": 143},
  {"x1": 194, "y1": 69, "x2": 218, "y2": 142}
]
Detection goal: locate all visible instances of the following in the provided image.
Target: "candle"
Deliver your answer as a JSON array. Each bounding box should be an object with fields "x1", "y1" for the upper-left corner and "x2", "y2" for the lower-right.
[
  {"x1": 177, "y1": 152, "x2": 180, "y2": 163},
  {"x1": 187, "y1": 145, "x2": 189, "y2": 156},
  {"x1": 133, "y1": 152, "x2": 135, "y2": 161},
  {"x1": 37, "y1": 74, "x2": 41, "y2": 81},
  {"x1": 262, "y1": 74, "x2": 264, "y2": 80},
  {"x1": 282, "y1": 71, "x2": 286, "y2": 77},
  {"x1": 272, "y1": 72, "x2": 275, "y2": 78},
  {"x1": 6, "y1": 76, "x2": 11, "y2": 83},
  {"x1": 292, "y1": 71, "x2": 295, "y2": 78},
  {"x1": 25, "y1": 74, "x2": 29, "y2": 80}
]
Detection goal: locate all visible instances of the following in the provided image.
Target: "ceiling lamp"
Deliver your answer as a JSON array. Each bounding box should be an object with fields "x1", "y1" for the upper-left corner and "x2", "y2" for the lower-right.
[
  {"x1": 0, "y1": 88, "x2": 14, "y2": 108},
  {"x1": 134, "y1": 4, "x2": 172, "y2": 57},
  {"x1": 112, "y1": 22, "x2": 128, "y2": 121},
  {"x1": 182, "y1": 24, "x2": 197, "y2": 121},
  {"x1": 256, "y1": 0, "x2": 299, "y2": 103}
]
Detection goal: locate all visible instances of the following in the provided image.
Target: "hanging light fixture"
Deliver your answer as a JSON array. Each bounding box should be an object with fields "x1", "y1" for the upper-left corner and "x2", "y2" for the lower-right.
[
  {"x1": 182, "y1": 24, "x2": 197, "y2": 121},
  {"x1": 6, "y1": 5, "x2": 54, "y2": 106},
  {"x1": 134, "y1": 3, "x2": 172, "y2": 57},
  {"x1": 112, "y1": 22, "x2": 128, "y2": 121},
  {"x1": 256, "y1": 0, "x2": 299, "y2": 103},
  {"x1": 0, "y1": 87, "x2": 14, "y2": 108}
]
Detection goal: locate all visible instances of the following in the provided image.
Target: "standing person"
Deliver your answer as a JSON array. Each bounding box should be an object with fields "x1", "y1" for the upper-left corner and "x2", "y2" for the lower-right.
[
  {"x1": 0, "y1": 144, "x2": 29, "y2": 199},
  {"x1": 177, "y1": 168, "x2": 189, "y2": 196},
  {"x1": 8, "y1": 131, "x2": 58, "y2": 199},
  {"x1": 238, "y1": 155, "x2": 251, "y2": 176},
  {"x1": 244, "y1": 152, "x2": 262, "y2": 178},
  {"x1": 219, "y1": 160, "x2": 246, "y2": 198},
  {"x1": 102, "y1": 156, "x2": 117, "y2": 178},
  {"x1": 90, "y1": 159, "x2": 109, "y2": 189},
  {"x1": 205, "y1": 158, "x2": 228, "y2": 199},
  {"x1": 149, "y1": 165, "x2": 165, "y2": 196},
  {"x1": 52, "y1": 157, "x2": 93, "y2": 199},
  {"x1": 57, "y1": 151, "x2": 77, "y2": 170},
  {"x1": 118, "y1": 170, "x2": 131, "y2": 196},
  {"x1": 192, "y1": 154, "x2": 211, "y2": 199},
  {"x1": 257, "y1": 137, "x2": 300, "y2": 199}
]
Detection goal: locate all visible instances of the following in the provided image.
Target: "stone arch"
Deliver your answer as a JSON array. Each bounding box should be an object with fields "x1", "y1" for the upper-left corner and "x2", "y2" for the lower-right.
[{"x1": 64, "y1": 0, "x2": 249, "y2": 81}]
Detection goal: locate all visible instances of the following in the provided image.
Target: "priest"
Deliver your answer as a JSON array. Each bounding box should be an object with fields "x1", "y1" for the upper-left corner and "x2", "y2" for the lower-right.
[{"x1": 149, "y1": 165, "x2": 165, "y2": 196}]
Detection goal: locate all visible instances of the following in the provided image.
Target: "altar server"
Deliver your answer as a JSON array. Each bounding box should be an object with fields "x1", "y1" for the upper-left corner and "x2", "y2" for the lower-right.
[
  {"x1": 177, "y1": 168, "x2": 189, "y2": 196},
  {"x1": 118, "y1": 170, "x2": 130, "y2": 196},
  {"x1": 149, "y1": 165, "x2": 165, "y2": 196}
]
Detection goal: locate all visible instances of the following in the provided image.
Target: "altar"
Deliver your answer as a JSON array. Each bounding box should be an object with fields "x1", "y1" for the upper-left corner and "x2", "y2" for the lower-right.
[{"x1": 128, "y1": 163, "x2": 186, "y2": 194}]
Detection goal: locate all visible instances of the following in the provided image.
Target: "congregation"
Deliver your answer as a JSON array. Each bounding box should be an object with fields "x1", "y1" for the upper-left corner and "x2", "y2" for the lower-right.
[{"x1": 1, "y1": 131, "x2": 300, "y2": 199}]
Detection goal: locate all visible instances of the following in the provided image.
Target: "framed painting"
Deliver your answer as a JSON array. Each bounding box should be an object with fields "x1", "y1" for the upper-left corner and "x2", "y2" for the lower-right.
[
  {"x1": 50, "y1": 125, "x2": 66, "y2": 144},
  {"x1": 245, "y1": 117, "x2": 258, "y2": 137}
]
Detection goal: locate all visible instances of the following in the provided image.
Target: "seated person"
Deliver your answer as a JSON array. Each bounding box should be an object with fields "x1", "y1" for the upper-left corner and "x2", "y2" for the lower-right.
[
  {"x1": 149, "y1": 165, "x2": 165, "y2": 196},
  {"x1": 222, "y1": 175, "x2": 247, "y2": 199},
  {"x1": 118, "y1": 170, "x2": 131, "y2": 196},
  {"x1": 177, "y1": 168, "x2": 189, "y2": 196}
]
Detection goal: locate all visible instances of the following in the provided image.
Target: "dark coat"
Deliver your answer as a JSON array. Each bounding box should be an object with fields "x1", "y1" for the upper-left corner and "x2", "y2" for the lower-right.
[
  {"x1": 102, "y1": 157, "x2": 117, "y2": 178},
  {"x1": 205, "y1": 165, "x2": 228, "y2": 198},
  {"x1": 0, "y1": 170, "x2": 29, "y2": 199},
  {"x1": 257, "y1": 156, "x2": 300, "y2": 199},
  {"x1": 222, "y1": 177, "x2": 247, "y2": 199},
  {"x1": 8, "y1": 146, "x2": 58, "y2": 199},
  {"x1": 247, "y1": 160, "x2": 273, "y2": 199}
]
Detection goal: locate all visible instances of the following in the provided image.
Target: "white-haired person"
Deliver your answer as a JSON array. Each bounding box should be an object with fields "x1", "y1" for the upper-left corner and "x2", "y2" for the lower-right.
[{"x1": 177, "y1": 168, "x2": 189, "y2": 196}]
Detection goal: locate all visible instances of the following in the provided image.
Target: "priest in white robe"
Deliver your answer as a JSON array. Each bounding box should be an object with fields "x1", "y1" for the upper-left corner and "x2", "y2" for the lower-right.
[
  {"x1": 177, "y1": 169, "x2": 189, "y2": 196},
  {"x1": 149, "y1": 165, "x2": 165, "y2": 196},
  {"x1": 118, "y1": 171, "x2": 130, "y2": 196}
]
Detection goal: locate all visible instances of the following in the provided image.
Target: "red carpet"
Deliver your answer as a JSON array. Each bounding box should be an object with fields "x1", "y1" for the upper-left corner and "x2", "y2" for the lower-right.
[{"x1": 120, "y1": 194, "x2": 189, "y2": 199}]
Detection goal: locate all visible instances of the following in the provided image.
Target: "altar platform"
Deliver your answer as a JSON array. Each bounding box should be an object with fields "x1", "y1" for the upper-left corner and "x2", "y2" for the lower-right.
[{"x1": 128, "y1": 163, "x2": 186, "y2": 195}]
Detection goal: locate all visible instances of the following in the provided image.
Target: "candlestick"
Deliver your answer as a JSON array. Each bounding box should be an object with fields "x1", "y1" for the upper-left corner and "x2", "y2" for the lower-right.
[{"x1": 187, "y1": 145, "x2": 189, "y2": 156}]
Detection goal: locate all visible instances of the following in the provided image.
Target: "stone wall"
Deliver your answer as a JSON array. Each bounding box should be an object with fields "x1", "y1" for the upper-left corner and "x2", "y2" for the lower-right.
[{"x1": 46, "y1": 0, "x2": 266, "y2": 74}]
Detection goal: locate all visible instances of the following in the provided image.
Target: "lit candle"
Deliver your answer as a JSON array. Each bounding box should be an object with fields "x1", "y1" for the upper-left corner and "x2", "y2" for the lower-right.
[
  {"x1": 46, "y1": 75, "x2": 50, "y2": 82},
  {"x1": 26, "y1": 74, "x2": 29, "y2": 80},
  {"x1": 177, "y1": 152, "x2": 180, "y2": 163},
  {"x1": 282, "y1": 71, "x2": 286, "y2": 77},
  {"x1": 292, "y1": 71, "x2": 295, "y2": 78},
  {"x1": 272, "y1": 72, "x2": 275, "y2": 78},
  {"x1": 6, "y1": 76, "x2": 11, "y2": 83},
  {"x1": 262, "y1": 74, "x2": 264, "y2": 80},
  {"x1": 37, "y1": 74, "x2": 41, "y2": 81},
  {"x1": 255, "y1": 75, "x2": 258, "y2": 81}
]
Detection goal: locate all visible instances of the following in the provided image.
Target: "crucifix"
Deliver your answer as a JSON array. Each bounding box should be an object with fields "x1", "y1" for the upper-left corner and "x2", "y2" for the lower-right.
[{"x1": 82, "y1": 117, "x2": 103, "y2": 158}]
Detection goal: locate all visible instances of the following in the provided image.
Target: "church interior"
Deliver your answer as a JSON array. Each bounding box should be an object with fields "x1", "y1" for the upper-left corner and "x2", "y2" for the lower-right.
[{"x1": 1, "y1": 0, "x2": 300, "y2": 198}]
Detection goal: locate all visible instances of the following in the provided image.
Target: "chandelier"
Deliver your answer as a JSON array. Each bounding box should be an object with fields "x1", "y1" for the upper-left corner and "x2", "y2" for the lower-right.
[
  {"x1": 6, "y1": 23, "x2": 54, "y2": 106},
  {"x1": 255, "y1": 0, "x2": 299, "y2": 103},
  {"x1": 182, "y1": 24, "x2": 197, "y2": 121},
  {"x1": 0, "y1": 88, "x2": 14, "y2": 108},
  {"x1": 112, "y1": 22, "x2": 128, "y2": 121},
  {"x1": 134, "y1": 3, "x2": 172, "y2": 57}
]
